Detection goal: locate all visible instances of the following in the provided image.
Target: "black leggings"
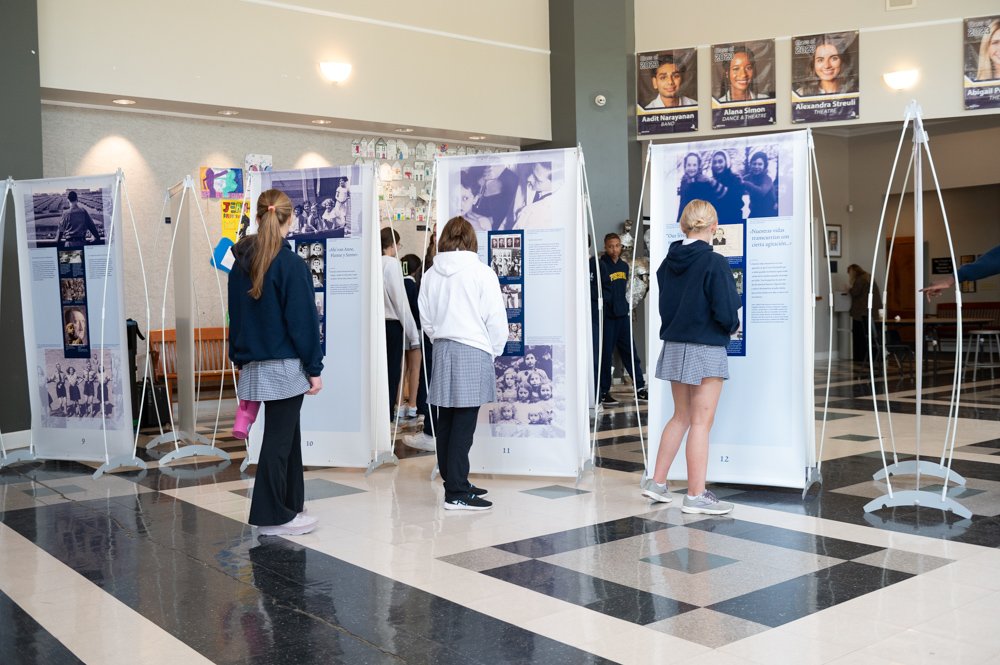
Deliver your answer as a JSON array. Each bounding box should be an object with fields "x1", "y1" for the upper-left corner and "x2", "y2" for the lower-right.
[
  {"x1": 386, "y1": 320, "x2": 404, "y2": 419},
  {"x1": 435, "y1": 406, "x2": 480, "y2": 501},
  {"x1": 249, "y1": 394, "x2": 305, "y2": 527}
]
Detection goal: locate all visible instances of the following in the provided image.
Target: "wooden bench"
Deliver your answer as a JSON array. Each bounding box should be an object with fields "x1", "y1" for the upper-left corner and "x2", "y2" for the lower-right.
[
  {"x1": 931, "y1": 301, "x2": 1000, "y2": 350},
  {"x1": 149, "y1": 327, "x2": 236, "y2": 392}
]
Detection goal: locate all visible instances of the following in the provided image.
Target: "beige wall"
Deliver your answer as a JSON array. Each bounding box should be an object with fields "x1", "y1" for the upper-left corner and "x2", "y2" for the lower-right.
[
  {"x1": 635, "y1": 0, "x2": 1000, "y2": 136},
  {"x1": 41, "y1": 105, "x2": 485, "y2": 326},
  {"x1": 38, "y1": 0, "x2": 551, "y2": 141}
]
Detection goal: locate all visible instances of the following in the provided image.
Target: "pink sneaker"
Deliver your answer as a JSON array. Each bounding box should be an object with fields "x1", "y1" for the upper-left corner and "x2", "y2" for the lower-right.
[{"x1": 233, "y1": 400, "x2": 260, "y2": 439}]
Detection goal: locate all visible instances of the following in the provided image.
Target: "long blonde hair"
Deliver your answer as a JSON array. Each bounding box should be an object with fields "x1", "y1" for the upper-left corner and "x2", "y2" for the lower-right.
[
  {"x1": 248, "y1": 189, "x2": 292, "y2": 299},
  {"x1": 977, "y1": 20, "x2": 1000, "y2": 81}
]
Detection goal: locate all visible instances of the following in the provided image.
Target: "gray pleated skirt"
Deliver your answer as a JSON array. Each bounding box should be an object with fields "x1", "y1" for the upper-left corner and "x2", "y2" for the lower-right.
[
  {"x1": 428, "y1": 339, "x2": 497, "y2": 408},
  {"x1": 238, "y1": 358, "x2": 311, "y2": 401},
  {"x1": 655, "y1": 341, "x2": 729, "y2": 385}
]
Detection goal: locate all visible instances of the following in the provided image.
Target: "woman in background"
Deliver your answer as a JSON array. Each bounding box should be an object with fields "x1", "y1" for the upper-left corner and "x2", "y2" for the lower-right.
[{"x1": 846, "y1": 264, "x2": 882, "y2": 363}]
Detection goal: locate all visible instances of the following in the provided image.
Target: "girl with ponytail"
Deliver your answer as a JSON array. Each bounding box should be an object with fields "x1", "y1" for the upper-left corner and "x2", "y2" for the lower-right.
[{"x1": 228, "y1": 189, "x2": 324, "y2": 537}]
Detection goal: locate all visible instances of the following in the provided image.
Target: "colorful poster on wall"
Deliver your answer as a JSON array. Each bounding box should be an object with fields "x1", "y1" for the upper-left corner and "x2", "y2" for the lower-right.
[
  {"x1": 636, "y1": 48, "x2": 699, "y2": 136},
  {"x1": 243, "y1": 153, "x2": 272, "y2": 190},
  {"x1": 12, "y1": 173, "x2": 133, "y2": 462},
  {"x1": 791, "y1": 31, "x2": 860, "y2": 123},
  {"x1": 647, "y1": 131, "x2": 811, "y2": 488},
  {"x1": 199, "y1": 167, "x2": 243, "y2": 199},
  {"x1": 220, "y1": 199, "x2": 245, "y2": 241},
  {"x1": 964, "y1": 16, "x2": 1000, "y2": 110},
  {"x1": 437, "y1": 148, "x2": 590, "y2": 477},
  {"x1": 711, "y1": 40, "x2": 777, "y2": 130}
]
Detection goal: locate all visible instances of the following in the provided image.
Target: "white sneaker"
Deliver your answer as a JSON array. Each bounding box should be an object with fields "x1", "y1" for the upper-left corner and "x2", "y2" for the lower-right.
[
  {"x1": 641, "y1": 480, "x2": 672, "y2": 503},
  {"x1": 396, "y1": 405, "x2": 410, "y2": 419},
  {"x1": 402, "y1": 432, "x2": 436, "y2": 452},
  {"x1": 257, "y1": 513, "x2": 318, "y2": 536},
  {"x1": 406, "y1": 406, "x2": 418, "y2": 418}
]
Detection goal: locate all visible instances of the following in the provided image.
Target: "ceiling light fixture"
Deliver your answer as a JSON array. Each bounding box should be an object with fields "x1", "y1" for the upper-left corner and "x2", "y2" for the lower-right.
[
  {"x1": 311, "y1": 119, "x2": 333, "y2": 125},
  {"x1": 319, "y1": 61, "x2": 352, "y2": 83},
  {"x1": 112, "y1": 98, "x2": 136, "y2": 105},
  {"x1": 468, "y1": 135, "x2": 486, "y2": 140},
  {"x1": 882, "y1": 69, "x2": 919, "y2": 91},
  {"x1": 217, "y1": 109, "x2": 240, "y2": 116}
]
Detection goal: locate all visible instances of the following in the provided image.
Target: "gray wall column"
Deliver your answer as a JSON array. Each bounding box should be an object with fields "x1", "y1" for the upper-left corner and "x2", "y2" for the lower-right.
[{"x1": 0, "y1": 1, "x2": 42, "y2": 435}]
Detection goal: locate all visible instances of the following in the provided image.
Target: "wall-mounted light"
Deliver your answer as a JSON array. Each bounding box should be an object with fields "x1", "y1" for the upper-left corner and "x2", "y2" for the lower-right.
[
  {"x1": 319, "y1": 61, "x2": 352, "y2": 83},
  {"x1": 468, "y1": 135, "x2": 486, "y2": 140},
  {"x1": 311, "y1": 119, "x2": 332, "y2": 125},
  {"x1": 882, "y1": 69, "x2": 919, "y2": 91},
  {"x1": 394, "y1": 128, "x2": 414, "y2": 133},
  {"x1": 112, "y1": 98, "x2": 136, "y2": 105},
  {"x1": 217, "y1": 109, "x2": 240, "y2": 116}
]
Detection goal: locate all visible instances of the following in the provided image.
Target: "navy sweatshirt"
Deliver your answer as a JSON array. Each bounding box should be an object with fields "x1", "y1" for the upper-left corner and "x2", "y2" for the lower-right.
[
  {"x1": 599, "y1": 254, "x2": 631, "y2": 319},
  {"x1": 656, "y1": 240, "x2": 741, "y2": 347},
  {"x1": 228, "y1": 238, "x2": 323, "y2": 376},
  {"x1": 957, "y1": 244, "x2": 1000, "y2": 282}
]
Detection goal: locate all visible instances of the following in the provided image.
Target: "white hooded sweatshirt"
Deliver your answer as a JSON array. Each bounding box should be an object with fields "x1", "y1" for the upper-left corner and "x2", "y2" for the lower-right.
[{"x1": 418, "y1": 250, "x2": 508, "y2": 358}]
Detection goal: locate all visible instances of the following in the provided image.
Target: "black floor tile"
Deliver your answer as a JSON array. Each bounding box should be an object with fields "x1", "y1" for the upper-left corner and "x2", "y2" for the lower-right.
[
  {"x1": 708, "y1": 562, "x2": 913, "y2": 627},
  {"x1": 0, "y1": 590, "x2": 83, "y2": 665},
  {"x1": 493, "y1": 516, "x2": 671, "y2": 558},
  {"x1": 686, "y1": 520, "x2": 883, "y2": 560},
  {"x1": 584, "y1": 591, "x2": 697, "y2": 625}
]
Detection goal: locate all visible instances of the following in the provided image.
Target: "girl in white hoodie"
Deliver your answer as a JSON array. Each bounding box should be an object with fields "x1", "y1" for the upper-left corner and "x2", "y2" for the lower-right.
[{"x1": 418, "y1": 216, "x2": 508, "y2": 510}]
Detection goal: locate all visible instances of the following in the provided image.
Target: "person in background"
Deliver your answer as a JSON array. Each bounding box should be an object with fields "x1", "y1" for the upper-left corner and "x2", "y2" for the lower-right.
[
  {"x1": 399, "y1": 253, "x2": 423, "y2": 421},
  {"x1": 56, "y1": 191, "x2": 102, "y2": 246},
  {"x1": 418, "y1": 217, "x2": 507, "y2": 510},
  {"x1": 382, "y1": 227, "x2": 421, "y2": 421},
  {"x1": 644, "y1": 199, "x2": 741, "y2": 515},
  {"x1": 229, "y1": 189, "x2": 322, "y2": 537},
  {"x1": 846, "y1": 263, "x2": 882, "y2": 362},
  {"x1": 598, "y1": 233, "x2": 648, "y2": 406},
  {"x1": 401, "y1": 252, "x2": 438, "y2": 452},
  {"x1": 924, "y1": 244, "x2": 1000, "y2": 298}
]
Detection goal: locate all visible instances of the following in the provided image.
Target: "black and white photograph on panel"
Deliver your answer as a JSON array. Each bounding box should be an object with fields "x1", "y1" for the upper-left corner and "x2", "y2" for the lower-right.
[
  {"x1": 269, "y1": 167, "x2": 360, "y2": 239},
  {"x1": 26, "y1": 187, "x2": 110, "y2": 249}
]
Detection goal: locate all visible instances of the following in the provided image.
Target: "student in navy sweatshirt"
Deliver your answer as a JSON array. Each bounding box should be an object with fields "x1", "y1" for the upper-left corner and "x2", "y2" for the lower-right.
[
  {"x1": 643, "y1": 199, "x2": 741, "y2": 515},
  {"x1": 229, "y1": 189, "x2": 323, "y2": 537},
  {"x1": 598, "y1": 233, "x2": 647, "y2": 405}
]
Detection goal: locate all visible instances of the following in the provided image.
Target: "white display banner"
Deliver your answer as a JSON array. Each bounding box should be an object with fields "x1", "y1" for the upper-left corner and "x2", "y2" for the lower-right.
[
  {"x1": 436, "y1": 148, "x2": 590, "y2": 477},
  {"x1": 647, "y1": 132, "x2": 812, "y2": 489},
  {"x1": 12, "y1": 173, "x2": 133, "y2": 462},
  {"x1": 247, "y1": 165, "x2": 389, "y2": 467}
]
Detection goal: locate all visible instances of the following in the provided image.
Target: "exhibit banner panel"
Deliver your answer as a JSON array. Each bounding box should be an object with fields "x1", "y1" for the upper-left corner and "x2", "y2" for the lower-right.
[
  {"x1": 647, "y1": 132, "x2": 812, "y2": 488},
  {"x1": 12, "y1": 173, "x2": 133, "y2": 461},
  {"x1": 436, "y1": 148, "x2": 590, "y2": 477},
  {"x1": 248, "y1": 165, "x2": 389, "y2": 467}
]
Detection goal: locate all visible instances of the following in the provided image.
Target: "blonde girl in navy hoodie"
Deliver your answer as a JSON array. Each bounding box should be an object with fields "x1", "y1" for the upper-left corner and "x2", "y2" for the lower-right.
[
  {"x1": 643, "y1": 199, "x2": 741, "y2": 515},
  {"x1": 229, "y1": 189, "x2": 323, "y2": 537}
]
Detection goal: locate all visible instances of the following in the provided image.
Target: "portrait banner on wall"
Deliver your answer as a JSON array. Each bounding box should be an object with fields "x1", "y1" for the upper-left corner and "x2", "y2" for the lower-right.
[
  {"x1": 647, "y1": 131, "x2": 812, "y2": 488},
  {"x1": 436, "y1": 148, "x2": 590, "y2": 477},
  {"x1": 711, "y1": 39, "x2": 777, "y2": 130},
  {"x1": 791, "y1": 31, "x2": 860, "y2": 123},
  {"x1": 12, "y1": 173, "x2": 133, "y2": 463},
  {"x1": 963, "y1": 16, "x2": 1000, "y2": 110},
  {"x1": 636, "y1": 48, "x2": 699, "y2": 136},
  {"x1": 247, "y1": 164, "x2": 389, "y2": 469}
]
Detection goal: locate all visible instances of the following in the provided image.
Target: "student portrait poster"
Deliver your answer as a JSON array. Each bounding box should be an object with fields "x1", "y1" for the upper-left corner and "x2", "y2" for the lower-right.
[
  {"x1": 711, "y1": 39, "x2": 777, "y2": 130},
  {"x1": 436, "y1": 148, "x2": 591, "y2": 477},
  {"x1": 636, "y1": 48, "x2": 699, "y2": 135},
  {"x1": 646, "y1": 131, "x2": 812, "y2": 489},
  {"x1": 12, "y1": 173, "x2": 133, "y2": 462},
  {"x1": 963, "y1": 16, "x2": 1000, "y2": 110},
  {"x1": 247, "y1": 164, "x2": 388, "y2": 468},
  {"x1": 791, "y1": 31, "x2": 860, "y2": 123}
]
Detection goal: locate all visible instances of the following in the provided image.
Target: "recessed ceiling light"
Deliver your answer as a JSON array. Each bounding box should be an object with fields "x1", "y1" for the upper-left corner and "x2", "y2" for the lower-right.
[
  {"x1": 112, "y1": 98, "x2": 136, "y2": 105},
  {"x1": 468, "y1": 135, "x2": 486, "y2": 140},
  {"x1": 217, "y1": 109, "x2": 239, "y2": 116},
  {"x1": 311, "y1": 119, "x2": 332, "y2": 125},
  {"x1": 394, "y1": 128, "x2": 414, "y2": 133},
  {"x1": 319, "y1": 61, "x2": 352, "y2": 83}
]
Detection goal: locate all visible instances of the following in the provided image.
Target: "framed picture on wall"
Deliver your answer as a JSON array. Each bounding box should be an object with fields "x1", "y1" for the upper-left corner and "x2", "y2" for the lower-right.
[{"x1": 826, "y1": 225, "x2": 842, "y2": 257}]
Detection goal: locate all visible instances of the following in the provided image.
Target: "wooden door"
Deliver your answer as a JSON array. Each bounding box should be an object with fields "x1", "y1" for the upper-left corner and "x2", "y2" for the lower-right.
[{"x1": 886, "y1": 236, "x2": 915, "y2": 340}]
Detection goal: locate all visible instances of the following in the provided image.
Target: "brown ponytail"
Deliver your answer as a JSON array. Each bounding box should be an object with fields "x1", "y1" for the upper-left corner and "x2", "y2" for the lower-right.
[{"x1": 248, "y1": 189, "x2": 293, "y2": 299}]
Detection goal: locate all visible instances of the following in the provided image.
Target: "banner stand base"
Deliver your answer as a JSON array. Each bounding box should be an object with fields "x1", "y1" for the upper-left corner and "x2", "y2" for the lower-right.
[
  {"x1": 0, "y1": 449, "x2": 38, "y2": 470},
  {"x1": 365, "y1": 451, "x2": 399, "y2": 477},
  {"x1": 575, "y1": 459, "x2": 595, "y2": 487},
  {"x1": 864, "y1": 489, "x2": 972, "y2": 519},
  {"x1": 803, "y1": 466, "x2": 822, "y2": 499},
  {"x1": 159, "y1": 444, "x2": 231, "y2": 466},
  {"x1": 873, "y1": 459, "x2": 966, "y2": 486},
  {"x1": 430, "y1": 464, "x2": 439, "y2": 481},
  {"x1": 159, "y1": 458, "x2": 230, "y2": 480},
  {"x1": 93, "y1": 455, "x2": 147, "y2": 480},
  {"x1": 240, "y1": 457, "x2": 252, "y2": 473},
  {"x1": 147, "y1": 429, "x2": 214, "y2": 449}
]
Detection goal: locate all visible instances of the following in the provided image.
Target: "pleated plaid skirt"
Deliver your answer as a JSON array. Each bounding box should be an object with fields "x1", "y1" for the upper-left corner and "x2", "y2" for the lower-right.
[
  {"x1": 237, "y1": 358, "x2": 311, "y2": 402},
  {"x1": 428, "y1": 339, "x2": 496, "y2": 408},
  {"x1": 655, "y1": 341, "x2": 729, "y2": 385}
]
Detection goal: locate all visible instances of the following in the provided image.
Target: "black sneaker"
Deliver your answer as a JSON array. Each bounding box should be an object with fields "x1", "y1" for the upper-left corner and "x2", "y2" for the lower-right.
[
  {"x1": 636, "y1": 388, "x2": 648, "y2": 401},
  {"x1": 600, "y1": 394, "x2": 619, "y2": 406},
  {"x1": 444, "y1": 494, "x2": 493, "y2": 511},
  {"x1": 470, "y1": 485, "x2": 488, "y2": 496}
]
